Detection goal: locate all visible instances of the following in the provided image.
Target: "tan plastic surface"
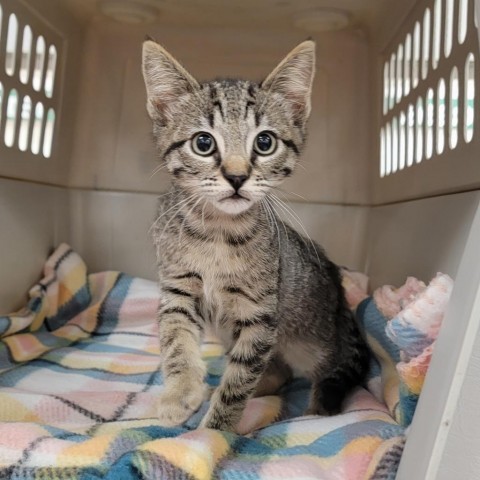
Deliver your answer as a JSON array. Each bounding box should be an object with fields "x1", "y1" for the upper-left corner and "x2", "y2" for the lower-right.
[
  {"x1": 366, "y1": 191, "x2": 480, "y2": 289},
  {"x1": 0, "y1": 178, "x2": 68, "y2": 312}
]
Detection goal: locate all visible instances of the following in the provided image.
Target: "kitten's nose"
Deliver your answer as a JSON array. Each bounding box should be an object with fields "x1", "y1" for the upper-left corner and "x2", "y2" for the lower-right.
[{"x1": 223, "y1": 173, "x2": 248, "y2": 191}]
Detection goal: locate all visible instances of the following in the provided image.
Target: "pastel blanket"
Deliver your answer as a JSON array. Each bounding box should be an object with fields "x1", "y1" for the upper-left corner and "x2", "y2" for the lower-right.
[{"x1": 0, "y1": 245, "x2": 452, "y2": 479}]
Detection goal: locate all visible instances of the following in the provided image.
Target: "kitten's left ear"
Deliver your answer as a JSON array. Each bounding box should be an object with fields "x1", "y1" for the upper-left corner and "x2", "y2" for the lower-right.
[
  {"x1": 142, "y1": 40, "x2": 200, "y2": 122},
  {"x1": 261, "y1": 40, "x2": 316, "y2": 123}
]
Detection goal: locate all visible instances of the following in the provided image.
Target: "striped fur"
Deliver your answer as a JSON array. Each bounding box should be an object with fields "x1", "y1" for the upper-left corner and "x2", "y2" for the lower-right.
[{"x1": 142, "y1": 40, "x2": 370, "y2": 430}]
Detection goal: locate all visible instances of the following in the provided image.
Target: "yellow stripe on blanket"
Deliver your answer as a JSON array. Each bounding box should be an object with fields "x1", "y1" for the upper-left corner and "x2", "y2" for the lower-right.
[
  {"x1": 59, "y1": 434, "x2": 115, "y2": 467},
  {"x1": 366, "y1": 334, "x2": 399, "y2": 416},
  {"x1": 201, "y1": 338, "x2": 225, "y2": 357},
  {"x1": 0, "y1": 394, "x2": 41, "y2": 422},
  {"x1": 343, "y1": 435, "x2": 386, "y2": 456},
  {"x1": 139, "y1": 429, "x2": 231, "y2": 480},
  {"x1": 1, "y1": 313, "x2": 38, "y2": 338},
  {"x1": 55, "y1": 355, "x2": 158, "y2": 374}
]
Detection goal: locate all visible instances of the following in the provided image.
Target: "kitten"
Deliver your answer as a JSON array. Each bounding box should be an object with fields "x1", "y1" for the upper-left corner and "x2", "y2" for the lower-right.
[{"x1": 142, "y1": 39, "x2": 370, "y2": 431}]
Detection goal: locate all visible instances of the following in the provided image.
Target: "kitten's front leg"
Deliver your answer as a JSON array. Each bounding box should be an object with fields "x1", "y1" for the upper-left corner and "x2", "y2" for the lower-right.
[
  {"x1": 156, "y1": 284, "x2": 206, "y2": 427},
  {"x1": 200, "y1": 315, "x2": 276, "y2": 431}
]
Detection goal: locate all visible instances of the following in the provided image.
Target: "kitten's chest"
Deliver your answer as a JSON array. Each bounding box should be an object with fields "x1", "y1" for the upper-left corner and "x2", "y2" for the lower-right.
[
  {"x1": 170, "y1": 237, "x2": 240, "y2": 292},
  {"x1": 183, "y1": 239, "x2": 248, "y2": 280},
  {"x1": 183, "y1": 242, "x2": 259, "y2": 331}
]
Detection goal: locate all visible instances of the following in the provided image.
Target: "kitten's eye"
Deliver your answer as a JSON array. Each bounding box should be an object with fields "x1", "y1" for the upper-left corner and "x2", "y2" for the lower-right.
[
  {"x1": 254, "y1": 131, "x2": 277, "y2": 155},
  {"x1": 192, "y1": 132, "x2": 216, "y2": 156}
]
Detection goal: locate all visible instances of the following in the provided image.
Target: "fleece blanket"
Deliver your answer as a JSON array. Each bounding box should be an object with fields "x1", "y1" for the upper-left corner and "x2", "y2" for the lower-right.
[{"x1": 0, "y1": 245, "x2": 452, "y2": 479}]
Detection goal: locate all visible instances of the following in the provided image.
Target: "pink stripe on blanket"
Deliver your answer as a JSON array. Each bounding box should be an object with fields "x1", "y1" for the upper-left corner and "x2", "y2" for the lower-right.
[
  {"x1": 256, "y1": 455, "x2": 370, "y2": 480},
  {"x1": 0, "y1": 423, "x2": 50, "y2": 462}
]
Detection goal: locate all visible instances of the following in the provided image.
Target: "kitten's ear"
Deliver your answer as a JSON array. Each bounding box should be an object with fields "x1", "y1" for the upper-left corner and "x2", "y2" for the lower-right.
[
  {"x1": 261, "y1": 40, "x2": 316, "y2": 123},
  {"x1": 142, "y1": 40, "x2": 200, "y2": 122}
]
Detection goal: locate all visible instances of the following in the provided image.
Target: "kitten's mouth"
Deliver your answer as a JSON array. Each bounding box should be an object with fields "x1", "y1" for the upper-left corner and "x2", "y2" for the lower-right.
[
  {"x1": 220, "y1": 193, "x2": 249, "y2": 202},
  {"x1": 215, "y1": 192, "x2": 253, "y2": 215}
]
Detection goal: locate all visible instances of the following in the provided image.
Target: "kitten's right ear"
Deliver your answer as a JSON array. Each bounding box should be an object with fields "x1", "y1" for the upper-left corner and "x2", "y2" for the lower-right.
[{"x1": 142, "y1": 41, "x2": 199, "y2": 122}]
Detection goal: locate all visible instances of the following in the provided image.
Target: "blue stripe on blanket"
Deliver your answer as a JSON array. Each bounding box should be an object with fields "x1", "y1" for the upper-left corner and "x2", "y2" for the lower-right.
[
  {"x1": 95, "y1": 275, "x2": 133, "y2": 334},
  {"x1": 0, "y1": 317, "x2": 10, "y2": 336},
  {"x1": 399, "y1": 384, "x2": 418, "y2": 426},
  {"x1": 30, "y1": 331, "x2": 74, "y2": 348},
  {"x1": 387, "y1": 319, "x2": 431, "y2": 358},
  {"x1": 357, "y1": 298, "x2": 401, "y2": 363},
  {"x1": 0, "y1": 343, "x2": 18, "y2": 370},
  {"x1": 0, "y1": 359, "x2": 163, "y2": 387},
  {"x1": 29, "y1": 295, "x2": 43, "y2": 314},
  {"x1": 217, "y1": 458, "x2": 262, "y2": 480},
  {"x1": 46, "y1": 284, "x2": 92, "y2": 331}
]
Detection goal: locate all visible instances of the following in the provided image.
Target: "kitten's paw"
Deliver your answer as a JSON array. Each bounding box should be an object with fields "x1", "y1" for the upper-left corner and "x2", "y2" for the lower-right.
[
  {"x1": 198, "y1": 404, "x2": 236, "y2": 431},
  {"x1": 157, "y1": 381, "x2": 206, "y2": 427}
]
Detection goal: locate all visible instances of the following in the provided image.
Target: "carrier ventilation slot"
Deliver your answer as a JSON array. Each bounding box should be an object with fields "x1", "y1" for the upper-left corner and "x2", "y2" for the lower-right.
[
  {"x1": 0, "y1": 2, "x2": 61, "y2": 159},
  {"x1": 380, "y1": 0, "x2": 477, "y2": 178}
]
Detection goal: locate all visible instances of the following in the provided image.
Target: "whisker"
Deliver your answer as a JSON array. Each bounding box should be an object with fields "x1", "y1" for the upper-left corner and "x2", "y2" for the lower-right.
[
  {"x1": 149, "y1": 163, "x2": 169, "y2": 179},
  {"x1": 201, "y1": 200, "x2": 208, "y2": 231},
  {"x1": 273, "y1": 187, "x2": 307, "y2": 202},
  {"x1": 260, "y1": 199, "x2": 272, "y2": 229},
  {"x1": 149, "y1": 193, "x2": 197, "y2": 235},
  {"x1": 260, "y1": 199, "x2": 273, "y2": 231},
  {"x1": 265, "y1": 197, "x2": 289, "y2": 242},
  {"x1": 271, "y1": 199, "x2": 318, "y2": 262},
  {"x1": 269, "y1": 193, "x2": 305, "y2": 228},
  {"x1": 157, "y1": 195, "x2": 199, "y2": 242},
  {"x1": 262, "y1": 198, "x2": 281, "y2": 252},
  {"x1": 270, "y1": 200, "x2": 291, "y2": 245},
  {"x1": 156, "y1": 190, "x2": 175, "y2": 199},
  {"x1": 268, "y1": 194, "x2": 321, "y2": 264},
  {"x1": 178, "y1": 196, "x2": 203, "y2": 243}
]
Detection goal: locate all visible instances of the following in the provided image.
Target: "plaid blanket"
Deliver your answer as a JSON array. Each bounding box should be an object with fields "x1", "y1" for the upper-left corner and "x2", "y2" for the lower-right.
[{"x1": 1, "y1": 244, "x2": 447, "y2": 479}]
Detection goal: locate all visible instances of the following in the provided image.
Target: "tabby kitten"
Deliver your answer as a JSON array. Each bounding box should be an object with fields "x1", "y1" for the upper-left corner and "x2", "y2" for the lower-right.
[{"x1": 142, "y1": 39, "x2": 370, "y2": 431}]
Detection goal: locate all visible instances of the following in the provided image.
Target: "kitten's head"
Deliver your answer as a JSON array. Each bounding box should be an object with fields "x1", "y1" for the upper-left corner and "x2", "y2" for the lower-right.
[{"x1": 142, "y1": 40, "x2": 315, "y2": 215}]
